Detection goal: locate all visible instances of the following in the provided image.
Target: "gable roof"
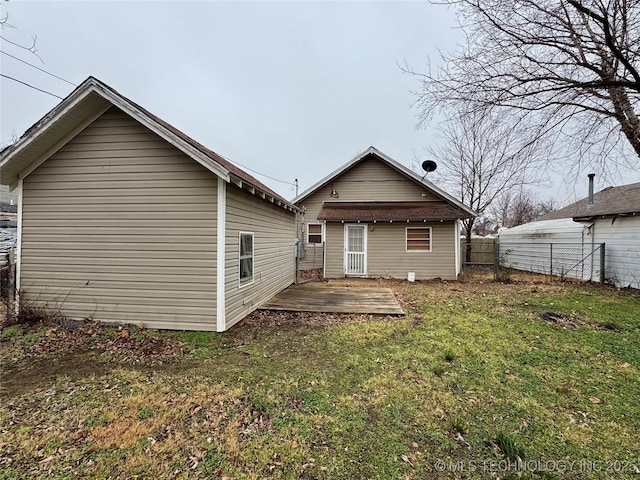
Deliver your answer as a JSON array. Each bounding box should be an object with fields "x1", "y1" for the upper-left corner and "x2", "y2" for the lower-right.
[
  {"x1": 0, "y1": 76, "x2": 297, "y2": 212},
  {"x1": 539, "y1": 182, "x2": 640, "y2": 221},
  {"x1": 293, "y1": 146, "x2": 476, "y2": 217}
]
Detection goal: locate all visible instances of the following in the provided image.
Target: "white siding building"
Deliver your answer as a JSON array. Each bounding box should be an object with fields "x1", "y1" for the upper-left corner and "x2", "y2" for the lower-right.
[{"x1": 499, "y1": 181, "x2": 640, "y2": 289}]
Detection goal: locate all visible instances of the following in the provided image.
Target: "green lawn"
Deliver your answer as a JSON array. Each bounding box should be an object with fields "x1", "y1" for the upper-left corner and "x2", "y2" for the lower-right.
[{"x1": 1, "y1": 279, "x2": 639, "y2": 479}]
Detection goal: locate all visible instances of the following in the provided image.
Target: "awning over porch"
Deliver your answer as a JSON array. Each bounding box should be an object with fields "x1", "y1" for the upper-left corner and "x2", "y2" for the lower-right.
[{"x1": 317, "y1": 201, "x2": 468, "y2": 222}]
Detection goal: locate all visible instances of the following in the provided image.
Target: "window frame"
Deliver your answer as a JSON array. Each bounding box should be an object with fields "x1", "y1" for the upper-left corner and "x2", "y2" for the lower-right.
[
  {"x1": 306, "y1": 222, "x2": 324, "y2": 245},
  {"x1": 238, "y1": 231, "x2": 254, "y2": 288},
  {"x1": 406, "y1": 227, "x2": 432, "y2": 253}
]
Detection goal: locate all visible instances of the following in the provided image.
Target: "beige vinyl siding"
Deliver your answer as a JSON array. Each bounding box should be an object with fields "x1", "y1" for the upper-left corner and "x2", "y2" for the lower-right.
[
  {"x1": 367, "y1": 222, "x2": 456, "y2": 280},
  {"x1": 298, "y1": 156, "x2": 441, "y2": 270},
  {"x1": 324, "y1": 222, "x2": 345, "y2": 278},
  {"x1": 298, "y1": 156, "x2": 453, "y2": 272},
  {"x1": 299, "y1": 156, "x2": 440, "y2": 220},
  {"x1": 324, "y1": 222, "x2": 456, "y2": 280},
  {"x1": 20, "y1": 107, "x2": 218, "y2": 331},
  {"x1": 225, "y1": 185, "x2": 295, "y2": 329}
]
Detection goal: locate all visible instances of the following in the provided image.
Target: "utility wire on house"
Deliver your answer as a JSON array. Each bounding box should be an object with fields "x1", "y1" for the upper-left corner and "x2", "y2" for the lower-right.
[
  {"x1": 0, "y1": 74, "x2": 64, "y2": 99},
  {"x1": 219, "y1": 153, "x2": 296, "y2": 187},
  {"x1": 1, "y1": 51, "x2": 76, "y2": 86},
  {"x1": 0, "y1": 59, "x2": 296, "y2": 191}
]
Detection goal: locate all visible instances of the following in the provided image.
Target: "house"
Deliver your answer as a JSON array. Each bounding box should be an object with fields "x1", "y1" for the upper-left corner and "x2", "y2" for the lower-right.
[
  {"x1": 293, "y1": 147, "x2": 476, "y2": 280},
  {"x1": 499, "y1": 177, "x2": 640, "y2": 289},
  {"x1": 0, "y1": 77, "x2": 299, "y2": 332}
]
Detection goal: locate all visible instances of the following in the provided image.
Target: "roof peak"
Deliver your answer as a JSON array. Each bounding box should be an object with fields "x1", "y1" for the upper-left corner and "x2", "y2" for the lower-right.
[
  {"x1": 293, "y1": 146, "x2": 476, "y2": 216},
  {"x1": 538, "y1": 180, "x2": 640, "y2": 221},
  {"x1": 1, "y1": 76, "x2": 297, "y2": 211}
]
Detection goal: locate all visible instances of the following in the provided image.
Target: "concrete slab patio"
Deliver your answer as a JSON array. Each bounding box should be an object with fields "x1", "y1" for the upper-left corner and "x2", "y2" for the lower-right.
[{"x1": 258, "y1": 282, "x2": 404, "y2": 315}]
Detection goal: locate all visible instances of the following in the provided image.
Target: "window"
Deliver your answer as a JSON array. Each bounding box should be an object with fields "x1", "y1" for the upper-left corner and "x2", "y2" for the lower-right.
[
  {"x1": 307, "y1": 223, "x2": 323, "y2": 244},
  {"x1": 406, "y1": 227, "x2": 431, "y2": 252},
  {"x1": 239, "y1": 232, "x2": 254, "y2": 286}
]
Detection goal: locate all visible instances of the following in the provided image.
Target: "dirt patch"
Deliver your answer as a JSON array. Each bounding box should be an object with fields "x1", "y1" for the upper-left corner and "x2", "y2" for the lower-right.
[
  {"x1": 0, "y1": 347, "x2": 198, "y2": 400},
  {"x1": 541, "y1": 311, "x2": 587, "y2": 328},
  {"x1": 1, "y1": 350, "x2": 110, "y2": 398},
  {"x1": 539, "y1": 310, "x2": 624, "y2": 332},
  {"x1": 2, "y1": 319, "x2": 185, "y2": 365},
  {"x1": 1, "y1": 318, "x2": 192, "y2": 399},
  {"x1": 299, "y1": 269, "x2": 323, "y2": 281}
]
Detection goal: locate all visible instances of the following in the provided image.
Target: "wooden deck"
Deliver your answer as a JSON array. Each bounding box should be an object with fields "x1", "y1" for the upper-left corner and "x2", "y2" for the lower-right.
[{"x1": 259, "y1": 283, "x2": 404, "y2": 315}]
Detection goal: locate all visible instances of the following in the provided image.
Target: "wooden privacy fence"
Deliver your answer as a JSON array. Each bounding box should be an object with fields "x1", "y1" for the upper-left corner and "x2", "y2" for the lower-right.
[{"x1": 460, "y1": 238, "x2": 497, "y2": 266}]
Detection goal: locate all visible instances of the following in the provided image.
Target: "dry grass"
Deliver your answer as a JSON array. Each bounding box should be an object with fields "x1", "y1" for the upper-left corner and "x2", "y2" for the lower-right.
[{"x1": 1, "y1": 277, "x2": 639, "y2": 479}]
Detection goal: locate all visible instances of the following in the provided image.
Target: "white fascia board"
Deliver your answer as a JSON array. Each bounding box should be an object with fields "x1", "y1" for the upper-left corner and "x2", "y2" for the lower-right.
[
  {"x1": 0, "y1": 82, "x2": 94, "y2": 169},
  {"x1": 369, "y1": 147, "x2": 477, "y2": 217},
  {"x1": 293, "y1": 147, "x2": 376, "y2": 204},
  {"x1": 16, "y1": 103, "x2": 113, "y2": 184},
  {"x1": 230, "y1": 173, "x2": 300, "y2": 214},
  {"x1": 92, "y1": 82, "x2": 230, "y2": 182},
  {"x1": 1, "y1": 78, "x2": 231, "y2": 185},
  {"x1": 292, "y1": 146, "x2": 477, "y2": 217},
  {"x1": 216, "y1": 177, "x2": 227, "y2": 332}
]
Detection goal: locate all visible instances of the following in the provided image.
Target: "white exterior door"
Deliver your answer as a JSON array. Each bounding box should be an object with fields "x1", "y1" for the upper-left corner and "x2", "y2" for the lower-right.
[{"x1": 345, "y1": 224, "x2": 367, "y2": 276}]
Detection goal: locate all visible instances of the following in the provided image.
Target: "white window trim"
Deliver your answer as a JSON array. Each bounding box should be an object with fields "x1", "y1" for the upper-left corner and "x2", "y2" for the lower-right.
[
  {"x1": 238, "y1": 231, "x2": 255, "y2": 288},
  {"x1": 406, "y1": 227, "x2": 432, "y2": 253},
  {"x1": 306, "y1": 222, "x2": 324, "y2": 245}
]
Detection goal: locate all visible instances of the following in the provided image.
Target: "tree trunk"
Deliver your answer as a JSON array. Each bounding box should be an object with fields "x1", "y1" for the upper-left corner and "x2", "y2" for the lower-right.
[
  {"x1": 609, "y1": 86, "x2": 640, "y2": 157},
  {"x1": 465, "y1": 219, "x2": 474, "y2": 265}
]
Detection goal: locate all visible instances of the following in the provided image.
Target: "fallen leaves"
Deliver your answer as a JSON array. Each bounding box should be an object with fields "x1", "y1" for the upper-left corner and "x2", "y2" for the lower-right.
[{"x1": 5, "y1": 318, "x2": 185, "y2": 367}]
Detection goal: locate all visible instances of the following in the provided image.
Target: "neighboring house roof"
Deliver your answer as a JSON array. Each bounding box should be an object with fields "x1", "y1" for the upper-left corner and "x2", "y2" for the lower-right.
[
  {"x1": 500, "y1": 218, "x2": 584, "y2": 236},
  {"x1": 317, "y1": 201, "x2": 468, "y2": 222},
  {"x1": 0, "y1": 76, "x2": 297, "y2": 212},
  {"x1": 540, "y1": 181, "x2": 640, "y2": 221},
  {"x1": 293, "y1": 146, "x2": 476, "y2": 217}
]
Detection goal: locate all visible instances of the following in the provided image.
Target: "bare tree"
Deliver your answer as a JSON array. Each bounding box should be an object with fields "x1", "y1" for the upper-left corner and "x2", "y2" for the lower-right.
[
  {"x1": 491, "y1": 188, "x2": 558, "y2": 229},
  {"x1": 1, "y1": 12, "x2": 43, "y2": 62},
  {"x1": 407, "y1": 0, "x2": 640, "y2": 171},
  {"x1": 428, "y1": 108, "x2": 547, "y2": 261}
]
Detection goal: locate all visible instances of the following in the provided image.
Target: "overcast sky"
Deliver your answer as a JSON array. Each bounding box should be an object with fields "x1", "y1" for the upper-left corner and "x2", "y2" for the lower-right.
[{"x1": 2, "y1": 1, "x2": 639, "y2": 204}]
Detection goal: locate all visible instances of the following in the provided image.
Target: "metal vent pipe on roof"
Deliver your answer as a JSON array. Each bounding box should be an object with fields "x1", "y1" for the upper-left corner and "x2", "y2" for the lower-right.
[{"x1": 588, "y1": 173, "x2": 595, "y2": 207}]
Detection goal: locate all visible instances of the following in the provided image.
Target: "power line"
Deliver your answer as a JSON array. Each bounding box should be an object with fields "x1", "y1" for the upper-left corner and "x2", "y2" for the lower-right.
[
  {"x1": 1, "y1": 50, "x2": 76, "y2": 86},
  {"x1": 0, "y1": 64, "x2": 293, "y2": 188},
  {"x1": 0, "y1": 73, "x2": 64, "y2": 99},
  {"x1": 219, "y1": 153, "x2": 296, "y2": 186}
]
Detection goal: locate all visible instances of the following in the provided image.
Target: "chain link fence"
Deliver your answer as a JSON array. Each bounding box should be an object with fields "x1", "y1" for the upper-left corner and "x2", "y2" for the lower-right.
[
  {"x1": 498, "y1": 241, "x2": 605, "y2": 282},
  {"x1": 461, "y1": 240, "x2": 606, "y2": 283},
  {"x1": 296, "y1": 242, "x2": 325, "y2": 282}
]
